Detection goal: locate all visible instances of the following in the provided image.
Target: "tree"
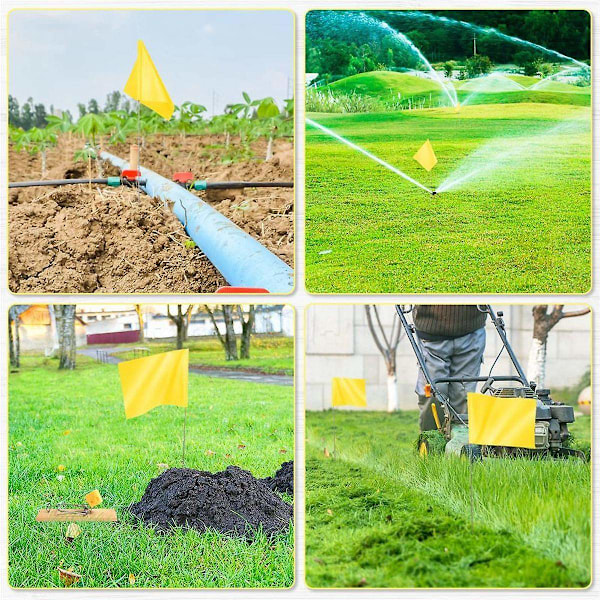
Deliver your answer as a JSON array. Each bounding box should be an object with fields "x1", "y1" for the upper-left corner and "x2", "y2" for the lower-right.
[
  {"x1": 527, "y1": 305, "x2": 590, "y2": 388},
  {"x1": 104, "y1": 90, "x2": 123, "y2": 112},
  {"x1": 465, "y1": 54, "x2": 492, "y2": 77},
  {"x1": 8, "y1": 95, "x2": 21, "y2": 128},
  {"x1": 167, "y1": 305, "x2": 194, "y2": 350},
  {"x1": 443, "y1": 60, "x2": 455, "y2": 78},
  {"x1": 87, "y1": 98, "x2": 100, "y2": 114},
  {"x1": 204, "y1": 305, "x2": 238, "y2": 361},
  {"x1": 55, "y1": 305, "x2": 77, "y2": 370},
  {"x1": 34, "y1": 103, "x2": 47, "y2": 128},
  {"x1": 20, "y1": 101, "x2": 34, "y2": 130},
  {"x1": 8, "y1": 306, "x2": 27, "y2": 369},
  {"x1": 365, "y1": 306, "x2": 403, "y2": 412},
  {"x1": 236, "y1": 305, "x2": 255, "y2": 359},
  {"x1": 135, "y1": 304, "x2": 145, "y2": 343},
  {"x1": 77, "y1": 103, "x2": 87, "y2": 119}
]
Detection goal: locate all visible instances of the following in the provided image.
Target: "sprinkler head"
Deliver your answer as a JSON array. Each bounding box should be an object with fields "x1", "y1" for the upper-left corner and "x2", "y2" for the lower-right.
[{"x1": 431, "y1": 190, "x2": 437, "y2": 196}]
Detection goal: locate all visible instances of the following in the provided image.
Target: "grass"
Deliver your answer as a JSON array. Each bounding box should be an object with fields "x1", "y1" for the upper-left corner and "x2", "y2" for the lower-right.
[
  {"x1": 8, "y1": 355, "x2": 294, "y2": 589},
  {"x1": 323, "y1": 71, "x2": 591, "y2": 111},
  {"x1": 305, "y1": 410, "x2": 591, "y2": 588},
  {"x1": 115, "y1": 335, "x2": 293, "y2": 375},
  {"x1": 329, "y1": 71, "x2": 442, "y2": 98},
  {"x1": 305, "y1": 101, "x2": 591, "y2": 293}
]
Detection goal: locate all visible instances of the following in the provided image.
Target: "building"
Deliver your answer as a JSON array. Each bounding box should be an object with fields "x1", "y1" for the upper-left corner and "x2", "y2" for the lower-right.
[
  {"x1": 17, "y1": 305, "x2": 86, "y2": 352},
  {"x1": 305, "y1": 304, "x2": 591, "y2": 411}
]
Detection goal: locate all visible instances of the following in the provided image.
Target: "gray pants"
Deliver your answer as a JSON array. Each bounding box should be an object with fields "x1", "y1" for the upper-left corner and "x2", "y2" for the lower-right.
[{"x1": 416, "y1": 327, "x2": 486, "y2": 417}]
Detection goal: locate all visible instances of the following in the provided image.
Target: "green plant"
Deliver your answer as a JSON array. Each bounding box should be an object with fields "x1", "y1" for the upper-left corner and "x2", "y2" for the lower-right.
[{"x1": 11, "y1": 126, "x2": 58, "y2": 177}]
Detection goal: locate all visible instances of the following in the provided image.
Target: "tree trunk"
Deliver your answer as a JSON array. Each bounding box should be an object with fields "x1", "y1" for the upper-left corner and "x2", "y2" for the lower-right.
[
  {"x1": 55, "y1": 305, "x2": 77, "y2": 370},
  {"x1": 176, "y1": 312, "x2": 185, "y2": 350},
  {"x1": 527, "y1": 337, "x2": 546, "y2": 388},
  {"x1": 386, "y1": 373, "x2": 398, "y2": 413},
  {"x1": 222, "y1": 305, "x2": 238, "y2": 360},
  {"x1": 238, "y1": 305, "x2": 255, "y2": 359},
  {"x1": 167, "y1": 305, "x2": 193, "y2": 350},
  {"x1": 135, "y1": 304, "x2": 145, "y2": 343},
  {"x1": 8, "y1": 309, "x2": 19, "y2": 369},
  {"x1": 183, "y1": 306, "x2": 194, "y2": 342},
  {"x1": 365, "y1": 305, "x2": 403, "y2": 412}
]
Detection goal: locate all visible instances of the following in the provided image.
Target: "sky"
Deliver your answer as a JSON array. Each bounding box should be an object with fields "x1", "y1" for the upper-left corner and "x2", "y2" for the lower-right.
[{"x1": 9, "y1": 10, "x2": 293, "y2": 116}]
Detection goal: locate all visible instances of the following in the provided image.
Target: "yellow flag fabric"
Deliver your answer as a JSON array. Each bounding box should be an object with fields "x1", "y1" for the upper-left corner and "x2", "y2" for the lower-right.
[
  {"x1": 467, "y1": 392, "x2": 536, "y2": 449},
  {"x1": 119, "y1": 349, "x2": 188, "y2": 419},
  {"x1": 413, "y1": 139, "x2": 438, "y2": 171},
  {"x1": 124, "y1": 40, "x2": 174, "y2": 120},
  {"x1": 332, "y1": 377, "x2": 367, "y2": 407}
]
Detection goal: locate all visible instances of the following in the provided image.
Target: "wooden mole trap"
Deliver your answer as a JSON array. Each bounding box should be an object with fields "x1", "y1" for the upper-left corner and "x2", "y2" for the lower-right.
[{"x1": 36, "y1": 508, "x2": 118, "y2": 522}]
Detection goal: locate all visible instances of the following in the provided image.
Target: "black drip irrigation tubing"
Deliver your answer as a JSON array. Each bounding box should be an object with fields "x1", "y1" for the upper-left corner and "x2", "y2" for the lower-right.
[
  {"x1": 8, "y1": 178, "x2": 146, "y2": 189},
  {"x1": 204, "y1": 181, "x2": 293, "y2": 189}
]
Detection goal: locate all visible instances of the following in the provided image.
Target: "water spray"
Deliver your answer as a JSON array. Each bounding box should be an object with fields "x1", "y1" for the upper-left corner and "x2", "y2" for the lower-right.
[{"x1": 306, "y1": 117, "x2": 433, "y2": 194}]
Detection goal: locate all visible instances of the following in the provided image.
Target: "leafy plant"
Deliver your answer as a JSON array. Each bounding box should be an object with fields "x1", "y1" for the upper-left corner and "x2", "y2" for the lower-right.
[{"x1": 11, "y1": 126, "x2": 58, "y2": 177}]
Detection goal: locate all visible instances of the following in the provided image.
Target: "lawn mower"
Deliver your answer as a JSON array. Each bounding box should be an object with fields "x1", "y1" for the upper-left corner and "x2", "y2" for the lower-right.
[{"x1": 395, "y1": 304, "x2": 585, "y2": 461}]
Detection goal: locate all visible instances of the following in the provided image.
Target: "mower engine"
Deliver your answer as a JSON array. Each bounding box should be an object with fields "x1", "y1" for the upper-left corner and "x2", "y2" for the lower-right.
[{"x1": 488, "y1": 385, "x2": 576, "y2": 456}]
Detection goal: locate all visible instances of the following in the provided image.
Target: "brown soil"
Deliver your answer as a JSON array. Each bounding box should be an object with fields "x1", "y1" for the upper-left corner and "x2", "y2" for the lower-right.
[
  {"x1": 110, "y1": 135, "x2": 294, "y2": 265},
  {"x1": 9, "y1": 134, "x2": 293, "y2": 294}
]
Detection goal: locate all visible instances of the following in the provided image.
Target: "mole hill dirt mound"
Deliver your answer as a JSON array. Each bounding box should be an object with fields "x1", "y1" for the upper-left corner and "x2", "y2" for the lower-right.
[
  {"x1": 262, "y1": 460, "x2": 293, "y2": 496},
  {"x1": 129, "y1": 465, "x2": 292, "y2": 538}
]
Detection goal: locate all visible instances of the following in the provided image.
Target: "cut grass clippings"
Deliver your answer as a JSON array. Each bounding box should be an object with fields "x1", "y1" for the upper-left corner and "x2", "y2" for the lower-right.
[
  {"x1": 305, "y1": 410, "x2": 591, "y2": 588},
  {"x1": 8, "y1": 355, "x2": 294, "y2": 588}
]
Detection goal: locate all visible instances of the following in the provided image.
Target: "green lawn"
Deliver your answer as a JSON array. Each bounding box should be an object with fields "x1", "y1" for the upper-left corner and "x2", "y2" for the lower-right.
[
  {"x1": 305, "y1": 410, "x2": 591, "y2": 588},
  {"x1": 115, "y1": 335, "x2": 293, "y2": 375},
  {"x1": 8, "y1": 355, "x2": 294, "y2": 589},
  {"x1": 305, "y1": 102, "x2": 591, "y2": 293}
]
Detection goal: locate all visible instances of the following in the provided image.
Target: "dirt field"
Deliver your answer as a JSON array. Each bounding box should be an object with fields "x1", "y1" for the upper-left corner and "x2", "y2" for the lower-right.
[{"x1": 9, "y1": 134, "x2": 293, "y2": 293}]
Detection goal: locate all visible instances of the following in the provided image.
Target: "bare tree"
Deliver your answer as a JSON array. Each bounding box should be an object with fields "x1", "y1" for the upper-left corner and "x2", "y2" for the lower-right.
[
  {"x1": 204, "y1": 305, "x2": 238, "y2": 360},
  {"x1": 55, "y1": 305, "x2": 77, "y2": 370},
  {"x1": 8, "y1": 306, "x2": 23, "y2": 369},
  {"x1": 365, "y1": 305, "x2": 404, "y2": 412},
  {"x1": 135, "y1": 304, "x2": 145, "y2": 343},
  {"x1": 236, "y1": 305, "x2": 255, "y2": 359},
  {"x1": 527, "y1": 305, "x2": 590, "y2": 388},
  {"x1": 167, "y1": 305, "x2": 194, "y2": 350}
]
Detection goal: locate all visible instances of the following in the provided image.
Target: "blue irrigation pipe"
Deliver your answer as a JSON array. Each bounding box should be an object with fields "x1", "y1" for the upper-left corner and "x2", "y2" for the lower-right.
[{"x1": 101, "y1": 151, "x2": 293, "y2": 293}]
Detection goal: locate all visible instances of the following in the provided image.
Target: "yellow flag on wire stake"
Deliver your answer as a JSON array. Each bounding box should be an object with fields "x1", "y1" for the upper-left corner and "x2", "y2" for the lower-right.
[
  {"x1": 124, "y1": 40, "x2": 174, "y2": 120},
  {"x1": 413, "y1": 139, "x2": 438, "y2": 171},
  {"x1": 119, "y1": 349, "x2": 188, "y2": 419},
  {"x1": 467, "y1": 392, "x2": 536, "y2": 449},
  {"x1": 332, "y1": 377, "x2": 367, "y2": 407}
]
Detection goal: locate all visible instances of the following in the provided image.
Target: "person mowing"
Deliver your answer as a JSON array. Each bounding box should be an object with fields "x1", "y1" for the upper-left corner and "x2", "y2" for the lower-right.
[{"x1": 413, "y1": 305, "x2": 487, "y2": 431}]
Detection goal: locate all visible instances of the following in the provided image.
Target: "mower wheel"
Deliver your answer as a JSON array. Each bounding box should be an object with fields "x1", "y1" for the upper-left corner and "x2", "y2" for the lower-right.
[
  {"x1": 418, "y1": 439, "x2": 430, "y2": 457},
  {"x1": 461, "y1": 444, "x2": 482, "y2": 462}
]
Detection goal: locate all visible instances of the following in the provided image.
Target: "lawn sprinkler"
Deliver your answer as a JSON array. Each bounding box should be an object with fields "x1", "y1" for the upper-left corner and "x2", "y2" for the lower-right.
[
  {"x1": 396, "y1": 305, "x2": 585, "y2": 461},
  {"x1": 431, "y1": 190, "x2": 437, "y2": 196}
]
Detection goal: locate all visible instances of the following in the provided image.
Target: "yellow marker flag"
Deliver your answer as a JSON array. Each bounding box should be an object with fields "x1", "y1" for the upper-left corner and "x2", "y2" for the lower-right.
[
  {"x1": 332, "y1": 377, "x2": 367, "y2": 407},
  {"x1": 467, "y1": 392, "x2": 536, "y2": 449},
  {"x1": 413, "y1": 139, "x2": 438, "y2": 171},
  {"x1": 119, "y1": 349, "x2": 188, "y2": 419},
  {"x1": 124, "y1": 40, "x2": 174, "y2": 120}
]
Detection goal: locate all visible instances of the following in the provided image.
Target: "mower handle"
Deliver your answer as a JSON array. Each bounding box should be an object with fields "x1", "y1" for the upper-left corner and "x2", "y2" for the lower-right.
[{"x1": 432, "y1": 375, "x2": 526, "y2": 385}]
